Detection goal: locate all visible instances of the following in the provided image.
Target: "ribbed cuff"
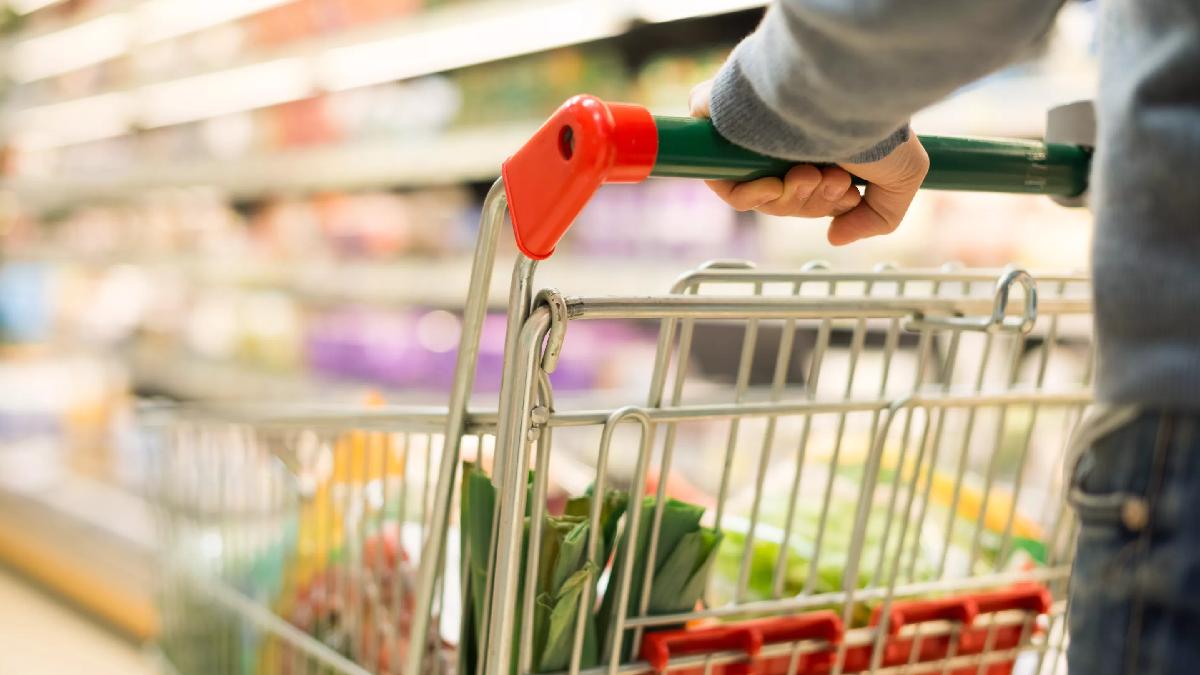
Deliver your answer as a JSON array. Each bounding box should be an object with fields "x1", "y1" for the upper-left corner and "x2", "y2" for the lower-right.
[
  {"x1": 709, "y1": 58, "x2": 910, "y2": 163},
  {"x1": 847, "y1": 126, "x2": 910, "y2": 162}
]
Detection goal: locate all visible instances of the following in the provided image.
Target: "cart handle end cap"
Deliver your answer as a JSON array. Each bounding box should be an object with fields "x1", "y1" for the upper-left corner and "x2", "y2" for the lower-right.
[{"x1": 502, "y1": 95, "x2": 657, "y2": 260}]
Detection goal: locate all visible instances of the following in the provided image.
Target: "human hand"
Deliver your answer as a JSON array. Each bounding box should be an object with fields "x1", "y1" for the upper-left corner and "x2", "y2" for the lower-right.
[{"x1": 689, "y1": 79, "x2": 929, "y2": 246}]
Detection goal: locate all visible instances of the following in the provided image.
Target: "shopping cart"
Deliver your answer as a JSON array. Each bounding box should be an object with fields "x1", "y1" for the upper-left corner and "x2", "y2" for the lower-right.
[{"x1": 153, "y1": 96, "x2": 1095, "y2": 675}]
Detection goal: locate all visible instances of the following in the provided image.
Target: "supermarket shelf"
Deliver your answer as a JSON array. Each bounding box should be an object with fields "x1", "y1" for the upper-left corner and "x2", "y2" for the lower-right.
[
  {"x1": 0, "y1": 475, "x2": 158, "y2": 641},
  {"x1": 3, "y1": 123, "x2": 536, "y2": 210},
  {"x1": 11, "y1": 251, "x2": 694, "y2": 307},
  {"x1": 245, "y1": 253, "x2": 693, "y2": 306},
  {"x1": 7, "y1": 0, "x2": 70, "y2": 17},
  {"x1": 4, "y1": 68, "x2": 1092, "y2": 210},
  {"x1": 125, "y1": 344, "x2": 653, "y2": 407},
  {"x1": 127, "y1": 343, "x2": 415, "y2": 402},
  {"x1": 0, "y1": 567, "x2": 156, "y2": 675},
  {"x1": 8, "y1": 0, "x2": 766, "y2": 143}
]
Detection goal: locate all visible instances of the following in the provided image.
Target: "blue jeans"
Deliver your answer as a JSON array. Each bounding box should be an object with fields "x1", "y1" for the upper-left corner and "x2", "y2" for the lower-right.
[{"x1": 1068, "y1": 411, "x2": 1200, "y2": 674}]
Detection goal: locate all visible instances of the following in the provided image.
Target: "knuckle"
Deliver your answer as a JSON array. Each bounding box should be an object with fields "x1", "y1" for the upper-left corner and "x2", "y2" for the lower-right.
[
  {"x1": 790, "y1": 164, "x2": 820, "y2": 181},
  {"x1": 721, "y1": 195, "x2": 748, "y2": 210}
]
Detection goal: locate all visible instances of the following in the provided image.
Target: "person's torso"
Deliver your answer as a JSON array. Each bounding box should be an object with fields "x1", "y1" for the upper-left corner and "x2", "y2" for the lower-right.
[{"x1": 1089, "y1": 0, "x2": 1200, "y2": 407}]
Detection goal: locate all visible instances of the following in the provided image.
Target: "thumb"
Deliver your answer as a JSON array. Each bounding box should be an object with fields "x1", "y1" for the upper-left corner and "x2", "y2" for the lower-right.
[
  {"x1": 689, "y1": 80, "x2": 713, "y2": 118},
  {"x1": 826, "y1": 183, "x2": 913, "y2": 245},
  {"x1": 828, "y1": 135, "x2": 928, "y2": 245}
]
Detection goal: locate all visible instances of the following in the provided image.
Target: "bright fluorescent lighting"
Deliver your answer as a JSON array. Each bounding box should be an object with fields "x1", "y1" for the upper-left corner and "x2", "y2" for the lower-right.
[
  {"x1": 11, "y1": 92, "x2": 132, "y2": 148},
  {"x1": 136, "y1": 0, "x2": 292, "y2": 44},
  {"x1": 8, "y1": 0, "x2": 762, "y2": 143},
  {"x1": 9, "y1": 0, "x2": 64, "y2": 14},
  {"x1": 316, "y1": 0, "x2": 623, "y2": 91},
  {"x1": 7, "y1": 0, "x2": 293, "y2": 84},
  {"x1": 637, "y1": 0, "x2": 765, "y2": 23},
  {"x1": 10, "y1": 13, "x2": 131, "y2": 82},
  {"x1": 138, "y1": 58, "x2": 313, "y2": 128}
]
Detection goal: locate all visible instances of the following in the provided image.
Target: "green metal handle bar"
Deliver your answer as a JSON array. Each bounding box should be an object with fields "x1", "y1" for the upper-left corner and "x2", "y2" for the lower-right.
[
  {"x1": 650, "y1": 116, "x2": 1091, "y2": 197},
  {"x1": 501, "y1": 97, "x2": 1094, "y2": 260}
]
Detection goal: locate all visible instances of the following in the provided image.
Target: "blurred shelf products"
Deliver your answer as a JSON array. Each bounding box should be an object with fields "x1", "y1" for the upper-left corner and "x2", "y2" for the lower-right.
[
  {"x1": 0, "y1": 351, "x2": 136, "y2": 488},
  {"x1": 2, "y1": 1, "x2": 1097, "y2": 205},
  {"x1": 6, "y1": 43, "x2": 669, "y2": 205},
  {"x1": 2, "y1": 0, "x2": 762, "y2": 154},
  {"x1": 0, "y1": 172, "x2": 1090, "y2": 402}
]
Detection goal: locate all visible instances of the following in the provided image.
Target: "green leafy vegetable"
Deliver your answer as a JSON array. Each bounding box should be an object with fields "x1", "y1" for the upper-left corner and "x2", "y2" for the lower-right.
[
  {"x1": 598, "y1": 497, "x2": 723, "y2": 661},
  {"x1": 459, "y1": 464, "x2": 632, "y2": 674}
]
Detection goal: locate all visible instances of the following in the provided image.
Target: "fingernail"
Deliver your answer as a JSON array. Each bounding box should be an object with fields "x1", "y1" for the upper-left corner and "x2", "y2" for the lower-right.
[{"x1": 823, "y1": 184, "x2": 842, "y2": 200}]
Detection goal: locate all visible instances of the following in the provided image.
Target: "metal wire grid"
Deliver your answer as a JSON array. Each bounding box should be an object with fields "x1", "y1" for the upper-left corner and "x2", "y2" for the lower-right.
[
  {"x1": 473, "y1": 262, "x2": 1092, "y2": 675},
  {"x1": 154, "y1": 262, "x2": 1092, "y2": 675},
  {"x1": 155, "y1": 414, "x2": 495, "y2": 675}
]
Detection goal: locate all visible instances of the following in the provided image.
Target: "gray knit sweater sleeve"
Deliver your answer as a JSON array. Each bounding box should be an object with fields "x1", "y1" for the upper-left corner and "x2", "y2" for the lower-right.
[{"x1": 710, "y1": 0, "x2": 1066, "y2": 162}]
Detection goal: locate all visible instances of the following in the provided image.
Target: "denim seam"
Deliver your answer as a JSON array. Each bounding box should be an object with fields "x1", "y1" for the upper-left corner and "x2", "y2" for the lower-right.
[{"x1": 1123, "y1": 414, "x2": 1174, "y2": 675}]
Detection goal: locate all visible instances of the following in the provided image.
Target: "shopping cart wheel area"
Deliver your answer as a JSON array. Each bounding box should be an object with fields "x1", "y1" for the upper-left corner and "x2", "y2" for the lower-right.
[{"x1": 154, "y1": 96, "x2": 1095, "y2": 675}]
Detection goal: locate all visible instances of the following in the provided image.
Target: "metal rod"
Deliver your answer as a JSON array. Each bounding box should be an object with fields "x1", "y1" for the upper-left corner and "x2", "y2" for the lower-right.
[
  {"x1": 713, "y1": 281, "x2": 762, "y2": 532},
  {"x1": 566, "y1": 295, "x2": 1090, "y2": 321},
  {"x1": 484, "y1": 307, "x2": 553, "y2": 675},
  {"x1": 601, "y1": 409, "x2": 654, "y2": 675},
  {"x1": 192, "y1": 574, "x2": 375, "y2": 675},
  {"x1": 406, "y1": 178, "x2": 507, "y2": 675},
  {"x1": 740, "y1": 280, "x2": 799, "y2": 602}
]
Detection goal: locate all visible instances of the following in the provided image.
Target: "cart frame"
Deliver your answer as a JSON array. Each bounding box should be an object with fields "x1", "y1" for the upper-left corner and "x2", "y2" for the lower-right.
[{"x1": 155, "y1": 97, "x2": 1095, "y2": 675}]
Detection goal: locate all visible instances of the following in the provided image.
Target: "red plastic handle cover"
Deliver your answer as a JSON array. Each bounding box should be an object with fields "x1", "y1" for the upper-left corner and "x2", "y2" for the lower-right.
[
  {"x1": 958, "y1": 584, "x2": 1052, "y2": 657},
  {"x1": 501, "y1": 95, "x2": 657, "y2": 259},
  {"x1": 633, "y1": 585, "x2": 1050, "y2": 675},
  {"x1": 640, "y1": 625, "x2": 762, "y2": 674},
  {"x1": 754, "y1": 612, "x2": 844, "y2": 675},
  {"x1": 753, "y1": 612, "x2": 843, "y2": 646},
  {"x1": 639, "y1": 612, "x2": 842, "y2": 675},
  {"x1": 870, "y1": 597, "x2": 979, "y2": 635},
  {"x1": 970, "y1": 584, "x2": 1053, "y2": 615},
  {"x1": 859, "y1": 596, "x2": 978, "y2": 671}
]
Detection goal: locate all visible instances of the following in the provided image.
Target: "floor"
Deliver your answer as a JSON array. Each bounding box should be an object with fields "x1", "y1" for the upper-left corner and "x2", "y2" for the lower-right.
[{"x1": 0, "y1": 567, "x2": 155, "y2": 675}]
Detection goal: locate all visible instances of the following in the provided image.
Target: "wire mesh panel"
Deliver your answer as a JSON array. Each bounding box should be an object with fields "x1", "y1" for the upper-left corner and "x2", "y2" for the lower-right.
[
  {"x1": 154, "y1": 262, "x2": 1092, "y2": 675},
  {"x1": 474, "y1": 262, "x2": 1091, "y2": 675},
  {"x1": 155, "y1": 410, "x2": 494, "y2": 675}
]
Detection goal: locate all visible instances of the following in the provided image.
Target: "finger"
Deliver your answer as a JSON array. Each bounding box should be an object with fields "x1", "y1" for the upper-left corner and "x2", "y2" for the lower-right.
[
  {"x1": 830, "y1": 185, "x2": 862, "y2": 216},
  {"x1": 827, "y1": 181, "x2": 917, "y2": 245},
  {"x1": 794, "y1": 166, "x2": 853, "y2": 217},
  {"x1": 830, "y1": 134, "x2": 929, "y2": 245},
  {"x1": 689, "y1": 80, "x2": 713, "y2": 118},
  {"x1": 704, "y1": 179, "x2": 737, "y2": 201},
  {"x1": 756, "y1": 164, "x2": 821, "y2": 217},
  {"x1": 705, "y1": 177, "x2": 784, "y2": 211}
]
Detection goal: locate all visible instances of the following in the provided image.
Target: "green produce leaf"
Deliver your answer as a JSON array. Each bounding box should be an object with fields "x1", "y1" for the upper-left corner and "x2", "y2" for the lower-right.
[
  {"x1": 460, "y1": 463, "x2": 498, "y2": 675},
  {"x1": 538, "y1": 515, "x2": 589, "y2": 597},
  {"x1": 534, "y1": 563, "x2": 600, "y2": 672},
  {"x1": 599, "y1": 497, "x2": 720, "y2": 661},
  {"x1": 649, "y1": 527, "x2": 723, "y2": 612},
  {"x1": 565, "y1": 488, "x2": 629, "y2": 568},
  {"x1": 460, "y1": 468, "x2": 631, "y2": 674}
]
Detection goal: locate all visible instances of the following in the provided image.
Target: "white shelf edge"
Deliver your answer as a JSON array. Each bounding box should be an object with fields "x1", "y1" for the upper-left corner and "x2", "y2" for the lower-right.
[
  {"x1": 7, "y1": 252, "x2": 693, "y2": 306},
  {"x1": 8, "y1": 0, "x2": 766, "y2": 144},
  {"x1": 2, "y1": 122, "x2": 538, "y2": 209}
]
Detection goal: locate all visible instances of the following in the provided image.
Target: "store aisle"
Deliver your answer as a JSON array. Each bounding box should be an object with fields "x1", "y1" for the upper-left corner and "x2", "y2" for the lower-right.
[{"x1": 0, "y1": 567, "x2": 154, "y2": 675}]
